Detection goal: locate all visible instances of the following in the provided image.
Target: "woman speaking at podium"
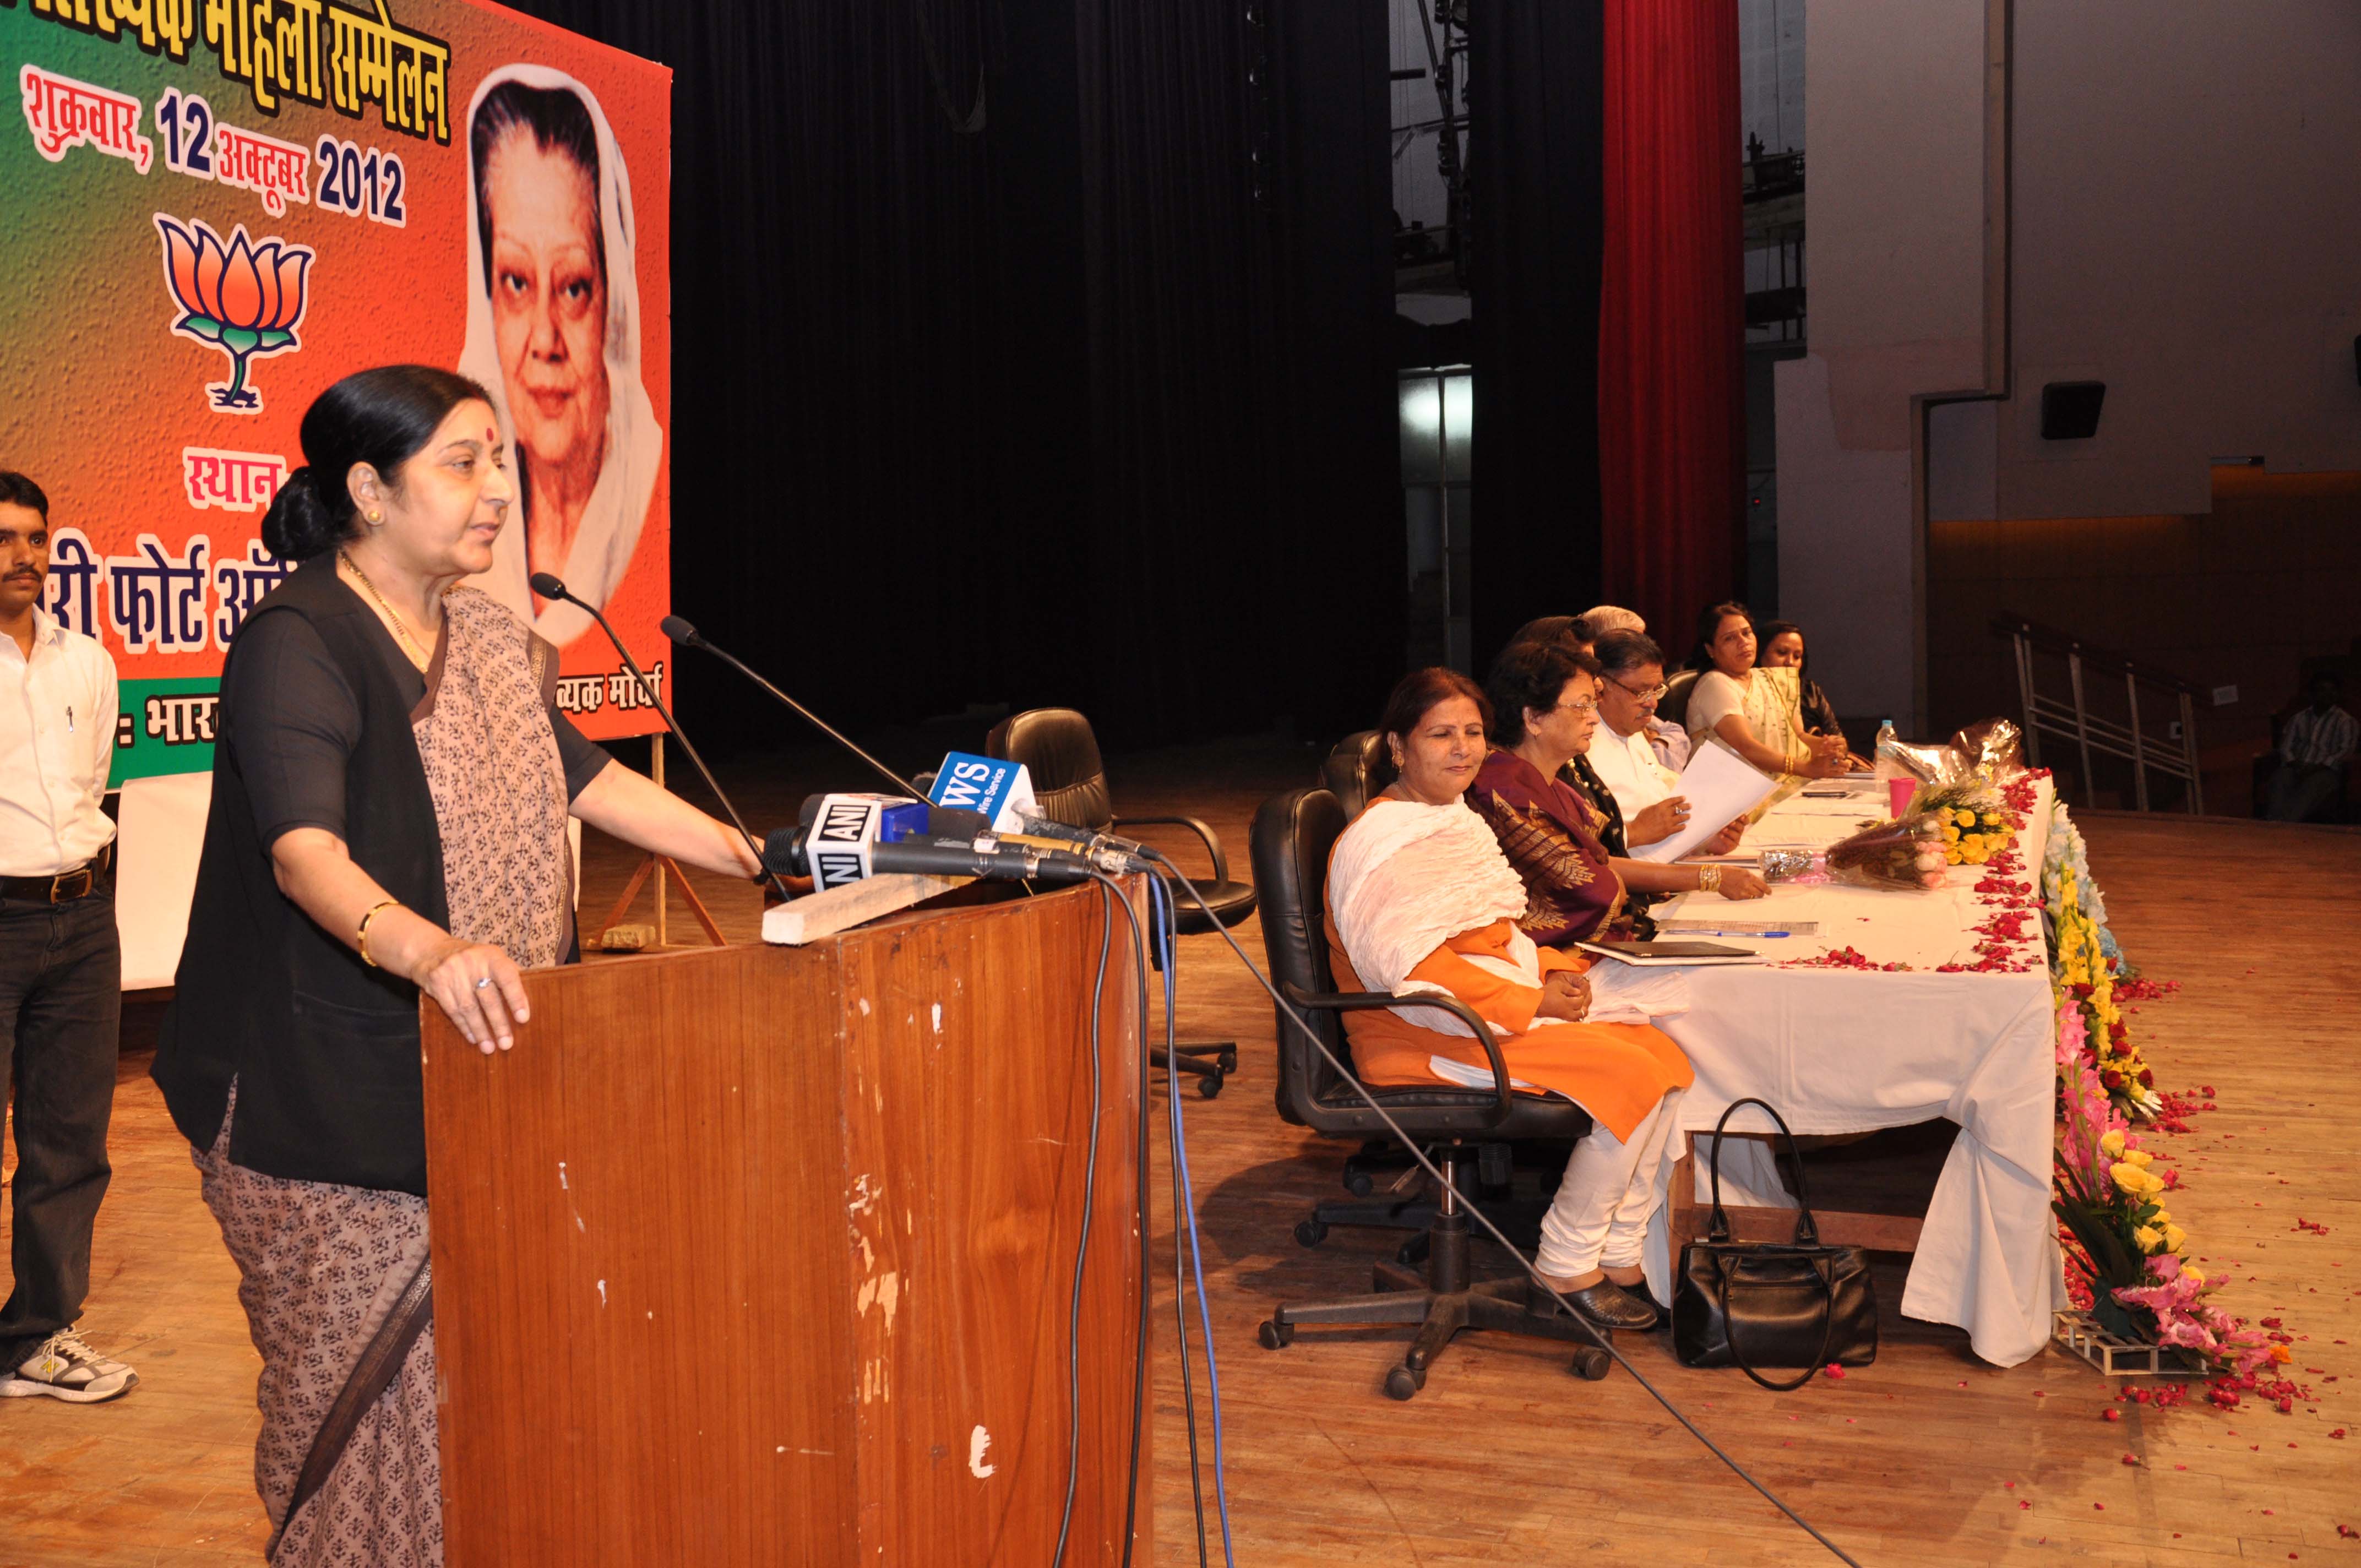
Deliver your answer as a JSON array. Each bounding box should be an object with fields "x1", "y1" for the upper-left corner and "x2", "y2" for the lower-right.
[{"x1": 152, "y1": 365, "x2": 759, "y2": 1566}]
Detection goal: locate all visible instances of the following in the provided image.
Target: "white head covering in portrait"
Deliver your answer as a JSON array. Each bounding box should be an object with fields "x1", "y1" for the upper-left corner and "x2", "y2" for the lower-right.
[{"x1": 460, "y1": 62, "x2": 663, "y2": 649}]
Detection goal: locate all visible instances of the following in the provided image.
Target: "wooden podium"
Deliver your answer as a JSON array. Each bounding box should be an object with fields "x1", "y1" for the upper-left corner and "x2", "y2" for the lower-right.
[{"x1": 419, "y1": 880, "x2": 1148, "y2": 1565}]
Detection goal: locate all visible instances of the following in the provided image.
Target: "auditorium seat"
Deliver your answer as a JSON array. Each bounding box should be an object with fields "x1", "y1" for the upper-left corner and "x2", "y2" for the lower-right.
[
  {"x1": 1247, "y1": 784, "x2": 1616, "y2": 1398},
  {"x1": 1658, "y1": 667, "x2": 1702, "y2": 731},
  {"x1": 986, "y1": 707, "x2": 1255, "y2": 1096},
  {"x1": 1319, "y1": 730, "x2": 1383, "y2": 819}
]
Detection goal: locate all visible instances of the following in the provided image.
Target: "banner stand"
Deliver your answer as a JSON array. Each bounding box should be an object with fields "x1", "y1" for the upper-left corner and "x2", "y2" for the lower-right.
[{"x1": 585, "y1": 736, "x2": 727, "y2": 950}]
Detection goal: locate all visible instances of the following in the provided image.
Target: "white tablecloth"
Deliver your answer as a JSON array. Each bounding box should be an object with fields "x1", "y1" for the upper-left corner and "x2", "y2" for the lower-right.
[{"x1": 1637, "y1": 777, "x2": 2065, "y2": 1367}]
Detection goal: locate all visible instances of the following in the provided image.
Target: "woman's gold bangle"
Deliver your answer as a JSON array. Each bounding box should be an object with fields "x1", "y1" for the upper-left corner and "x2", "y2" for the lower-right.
[
  {"x1": 1699, "y1": 865, "x2": 1723, "y2": 894},
  {"x1": 357, "y1": 899, "x2": 401, "y2": 968}
]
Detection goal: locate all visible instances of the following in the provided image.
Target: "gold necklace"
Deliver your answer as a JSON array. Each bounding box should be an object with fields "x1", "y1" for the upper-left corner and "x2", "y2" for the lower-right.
[{"x1": 338, "y1": 548, "x2": 434, "y2": 668}]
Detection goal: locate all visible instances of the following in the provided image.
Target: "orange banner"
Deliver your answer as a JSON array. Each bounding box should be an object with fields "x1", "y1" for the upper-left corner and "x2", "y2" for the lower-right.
[{"x1": 2, "y1": 0, "x2": 673, "y2": 778}]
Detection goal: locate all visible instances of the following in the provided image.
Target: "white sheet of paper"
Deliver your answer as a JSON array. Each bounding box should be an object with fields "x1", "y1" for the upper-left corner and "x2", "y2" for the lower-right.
[{"x1": 1630, "y1": 743, "x2": 1780, "y2": 863}]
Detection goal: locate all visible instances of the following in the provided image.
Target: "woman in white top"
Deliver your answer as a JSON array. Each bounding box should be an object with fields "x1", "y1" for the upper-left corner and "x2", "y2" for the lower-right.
[{"x1": 1683, "y1": 602, "x2": 1848, "y2": 781}]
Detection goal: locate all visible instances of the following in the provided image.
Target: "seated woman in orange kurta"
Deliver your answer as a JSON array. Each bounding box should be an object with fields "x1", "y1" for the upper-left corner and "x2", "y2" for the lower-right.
[{"x1": 1324, "y1": 668, "x2": 1694, "y2": 1331}]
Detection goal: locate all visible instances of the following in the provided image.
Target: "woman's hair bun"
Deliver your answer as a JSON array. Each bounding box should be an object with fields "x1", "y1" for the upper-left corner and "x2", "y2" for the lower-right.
[
  {"x1": 261, "y1": 464, "x2": 346, "y2": 563},
  {"x1": 259, "y1": 366, "x2": 492, "y2": 565}
]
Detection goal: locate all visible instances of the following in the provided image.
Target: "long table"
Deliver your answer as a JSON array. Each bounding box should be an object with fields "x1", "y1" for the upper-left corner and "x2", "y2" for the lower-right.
[{"x1": 1636, "y1": 775, "x2": 2064, "y2": 1367}]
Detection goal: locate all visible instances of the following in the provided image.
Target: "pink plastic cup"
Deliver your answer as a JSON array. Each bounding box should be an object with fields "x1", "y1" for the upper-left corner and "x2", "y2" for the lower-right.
[{"x1": 1887, "y1": 777, "x2": 1917, "y2": 819}]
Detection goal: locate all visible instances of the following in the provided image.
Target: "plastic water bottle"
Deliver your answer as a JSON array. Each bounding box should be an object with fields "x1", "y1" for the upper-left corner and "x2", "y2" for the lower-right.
[{"x1": 1873, "y1": 719, "x2": 1901, "y2": 780}]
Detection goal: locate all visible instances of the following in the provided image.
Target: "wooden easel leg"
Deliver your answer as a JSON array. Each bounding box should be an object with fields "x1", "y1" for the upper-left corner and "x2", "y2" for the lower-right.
[
  {"x1": 661, "y1": 857, "x2": 728, "y2": 946},
  {"x1": 589, "y1": 857, "x2": 657, "y2": 946},
  {"x1": 583, "y1": 741, "x2": 729, "y2": 951}
]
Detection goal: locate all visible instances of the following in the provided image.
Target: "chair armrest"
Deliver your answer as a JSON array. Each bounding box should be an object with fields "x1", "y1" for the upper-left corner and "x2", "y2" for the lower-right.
[
  {"x1": 1280, "y1": 982, "x2": 1515, "y2": 1125},
  {"x1": 1114, "y1": 814, "x2": 1230, "y2": 884}
]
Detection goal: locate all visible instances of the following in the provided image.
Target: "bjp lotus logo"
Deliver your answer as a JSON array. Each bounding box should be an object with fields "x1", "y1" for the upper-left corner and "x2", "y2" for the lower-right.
[{"x1": 154, "y1": 215, "x2": 314, "y2": 414}]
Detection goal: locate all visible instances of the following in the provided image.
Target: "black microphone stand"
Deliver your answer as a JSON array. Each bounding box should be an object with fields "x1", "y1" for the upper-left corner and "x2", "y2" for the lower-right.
[
  {"x1": 532, "y1": 574, "x2": 793, "y2": 907},
  {"x1": 661, "y1": 616, "x2": 920, "y2": 799}
]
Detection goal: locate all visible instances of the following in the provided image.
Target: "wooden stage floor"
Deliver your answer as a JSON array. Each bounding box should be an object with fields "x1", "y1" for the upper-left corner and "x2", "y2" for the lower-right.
[{"x1": 4, "y1": 739, "x2": 2357, "y2": 1566}]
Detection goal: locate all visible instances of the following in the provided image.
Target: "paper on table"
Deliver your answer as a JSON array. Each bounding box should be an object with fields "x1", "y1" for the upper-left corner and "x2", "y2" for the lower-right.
[{"x1": 1630, "y1": 743, "x2": 1780, "y2": 863}]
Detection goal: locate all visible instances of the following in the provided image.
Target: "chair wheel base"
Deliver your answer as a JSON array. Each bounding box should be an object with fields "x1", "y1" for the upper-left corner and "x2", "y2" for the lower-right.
[
  {"x1": 1197, "y1": 1073, "x2": 1223, "y2": 1098},
  {"x1": 1571, "y1": 1346, "x2": 1613, "y2": 1381},
  {"x1": 1384, "y1": 1363, "x2": 1426, "y2": 1401},
  {"x1": 1259, "y1": 1320, "x2": 1296, "y2": 1350},
  {"x1": 1294, "y1": 1218, "x2": 1329, "y2": 1248}
]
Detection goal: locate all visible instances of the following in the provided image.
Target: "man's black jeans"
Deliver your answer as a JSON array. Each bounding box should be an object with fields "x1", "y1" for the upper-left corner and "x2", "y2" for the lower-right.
[{"x1": 0, "y1": 880, "x2": 121, "y2": 1369}]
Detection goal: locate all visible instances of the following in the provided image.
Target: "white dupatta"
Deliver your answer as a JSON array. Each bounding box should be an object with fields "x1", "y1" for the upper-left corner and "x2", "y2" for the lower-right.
[{"x1": 1325, "y1": 798, "x2": 1535, "y2": 1038}]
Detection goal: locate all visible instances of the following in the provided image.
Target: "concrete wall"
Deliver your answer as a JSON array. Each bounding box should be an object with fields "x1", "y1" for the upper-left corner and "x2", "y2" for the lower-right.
[
  {"x1": 1781, "y1": 0, "x2": 2361, "y2": 737},
  {"x1": 1775, "y1": 0, "x2": 1998, "y2": 730},
  {"x1": 1928, "y1": 468, "x2": 2361, "y2": 814}
]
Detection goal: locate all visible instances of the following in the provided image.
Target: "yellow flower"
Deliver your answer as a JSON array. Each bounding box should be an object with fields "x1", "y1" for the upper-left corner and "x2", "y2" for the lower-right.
[
  {"x1": 1943, "y1": 823, "x2": 1960, "y2": 841},
  {"x1": 2270, "y1": 1344, "x2": 2293, "y2": 1365},
  {"x1": 2110, "y1": 1162, "x2": 2164, "y2": 1199},
  {"x1": 2122, "y1": 1149, "x2": 2153, "y2": 1169},
  {"x1": 2184, "y1": 1264, "x2": 2205, "y2": 1284},
  {"x1": 2163, "y1": 1224, "x2": 2186, "y2": 1253},
  {"x1": 2134, "y1": 1225, "x2": 2163, "y2": 1253},
  {"x1": 2147, "y1": 1207, "x2": 2170, "y2": 1226},
  {"x1": 2099, "y1": 1130, "x2": 2126, "y2": 1158},
  {"x1": 1955, "y1": 808, "x2": 1975, "y2": 827}
]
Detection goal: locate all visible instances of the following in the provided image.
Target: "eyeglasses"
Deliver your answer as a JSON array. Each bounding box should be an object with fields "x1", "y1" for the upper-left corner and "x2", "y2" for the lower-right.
[
  {"x1": 1606, "y1": 677, "x2": 1668, "y2": 701},
  {"x1": 1549, "y1": 696, "x2": 1600, "y2": 715}
]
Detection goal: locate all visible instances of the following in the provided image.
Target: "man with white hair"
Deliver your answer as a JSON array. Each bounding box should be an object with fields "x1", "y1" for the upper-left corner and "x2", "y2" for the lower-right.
[
  {"x1": 1580, "y1": 606, "x2": 1688, "y2": 769},
  {"x1": 1581, "y1": 604, "x2": 1646, "y2": 637}
]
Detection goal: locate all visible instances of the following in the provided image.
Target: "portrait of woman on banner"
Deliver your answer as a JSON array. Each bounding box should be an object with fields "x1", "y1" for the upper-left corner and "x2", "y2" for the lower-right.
[{"x1": 460, "y1": 64, "x2": 663, "y2": 648}]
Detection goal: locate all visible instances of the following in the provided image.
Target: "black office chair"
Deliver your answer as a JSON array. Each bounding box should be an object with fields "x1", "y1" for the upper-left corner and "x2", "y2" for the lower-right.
[
  {"x1": 1658, "y1": 667, "x2": 1702, "y2": 732},
  {"x1": 1318, "y1": 730, "x2": 1383, "y2": 820},
  {"x1": 1248, "y1": 785, "x2": 1614, "y2": 1398},
  {"x1": 986, "y1": 707, "x2": 1255, "y2": 1097}
]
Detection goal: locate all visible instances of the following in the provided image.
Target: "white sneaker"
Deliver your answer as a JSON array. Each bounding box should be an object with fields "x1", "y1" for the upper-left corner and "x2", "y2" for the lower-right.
[{"x1": 0, "y1": 1327, "x2": 138, "y2": 1403}]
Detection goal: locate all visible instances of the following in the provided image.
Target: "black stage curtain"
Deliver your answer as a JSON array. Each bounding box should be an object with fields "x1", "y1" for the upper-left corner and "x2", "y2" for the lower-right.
[
  {"x1": 498, "y1": 0, "x2": 1398, "y2": 754},
  {"x1": 1465, "y1": 1, "x2": 1608, "y2": 671}
]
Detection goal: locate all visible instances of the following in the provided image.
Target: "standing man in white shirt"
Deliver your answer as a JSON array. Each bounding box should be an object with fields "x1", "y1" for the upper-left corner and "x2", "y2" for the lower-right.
[{"x1": 0, "y1": 471, "x2": 137, "y2": 1404}]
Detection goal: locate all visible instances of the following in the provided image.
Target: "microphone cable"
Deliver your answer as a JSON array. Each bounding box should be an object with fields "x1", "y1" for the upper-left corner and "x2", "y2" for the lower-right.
[
  {"x1": 1145, "y1": 852, "x2": 1864, "y2": 1568},
  {"x1": 1068, "y1": 873, "x2": 1220, "y2": 1568},
  {"x1": 1049, "y1": 877, "x2": 1117, "y2": 1568},
  {"x1": 1153, "y1": 876, "x2": 1238, "y2": 1568}
]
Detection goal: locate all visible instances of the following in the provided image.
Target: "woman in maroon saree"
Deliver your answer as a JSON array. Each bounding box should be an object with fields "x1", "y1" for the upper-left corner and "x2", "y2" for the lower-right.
[{"x1": 1470, "y1": 641, "x2": 1769, "y2": 948}]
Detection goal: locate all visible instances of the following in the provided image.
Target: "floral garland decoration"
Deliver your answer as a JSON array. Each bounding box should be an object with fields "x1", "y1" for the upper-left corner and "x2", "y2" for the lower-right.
[
  {"x1": 2044, "y1": 794, "x2": 2134, "y2": 976},
  {"x1": 2051, "y1": 1009, "x2": 2276, "y2": 1379},
  {"x1": 2051, "y1": 852, "x2": 2161, "y2": 1120}
]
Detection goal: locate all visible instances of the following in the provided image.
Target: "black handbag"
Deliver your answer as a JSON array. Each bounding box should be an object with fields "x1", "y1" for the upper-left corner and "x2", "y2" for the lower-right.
[{"x1": 1672, "y1": 1097, "x2": 1879, "y2": 1390}]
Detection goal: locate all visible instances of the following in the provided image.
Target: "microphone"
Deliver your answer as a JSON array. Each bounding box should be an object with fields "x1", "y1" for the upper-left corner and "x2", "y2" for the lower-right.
[
  {"x1": 659, "y1": 615, "x2": 919, "y2": 799},
  {"x1": 531, "y1": 573, "x2": 791, "y2": 903},
  {"x1": 923, "y1": 752, "x2": 1155, "y2": 873},
  {"x1": 761, "y1": 824, "x2": 1096, "y2": 888}
]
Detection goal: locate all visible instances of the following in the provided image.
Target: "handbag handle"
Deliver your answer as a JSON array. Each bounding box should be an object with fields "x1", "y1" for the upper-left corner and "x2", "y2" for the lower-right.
[
  {"x1": 1703, "y1": 1096, "x2": 1821, "y2": 1246},
  {"x1": 1715, "y1": 1251, "x2": 1840, "y2": 1393}
]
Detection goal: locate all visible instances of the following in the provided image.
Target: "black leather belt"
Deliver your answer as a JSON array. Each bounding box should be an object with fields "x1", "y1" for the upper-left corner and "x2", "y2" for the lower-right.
[{"x1": 1, "y1": 846, "x2": 113, "y2": 903}]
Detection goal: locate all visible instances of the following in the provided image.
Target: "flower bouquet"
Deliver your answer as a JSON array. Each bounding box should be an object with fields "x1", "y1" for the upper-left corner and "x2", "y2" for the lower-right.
[
  {"x1": 1874, "y1": 728, "x2": 1969, "y2": 787},
  {"x1": 1949, "y1": 717, "x2": 2027, "y2": 781},
  {"x1": 1761, "y1": 813, "x2": 1948, "y2": 891}
]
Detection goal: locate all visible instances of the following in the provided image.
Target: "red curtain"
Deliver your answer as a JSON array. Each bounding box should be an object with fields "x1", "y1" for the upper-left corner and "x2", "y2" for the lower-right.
[{"x1": 1598, "y1": 0, "x2": 1745, "y2": 646}]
